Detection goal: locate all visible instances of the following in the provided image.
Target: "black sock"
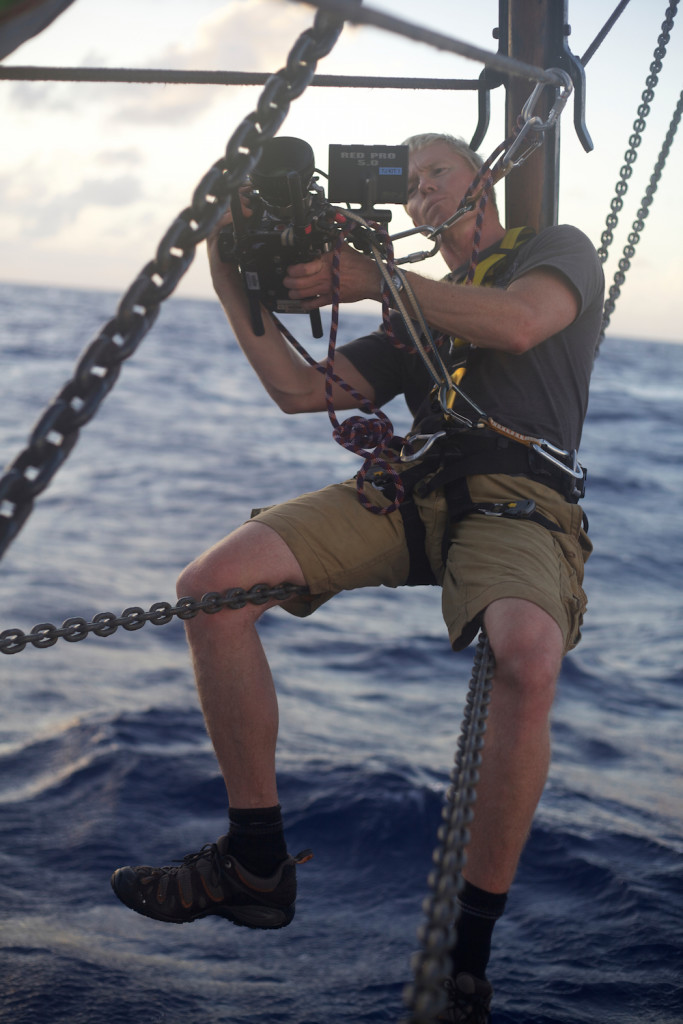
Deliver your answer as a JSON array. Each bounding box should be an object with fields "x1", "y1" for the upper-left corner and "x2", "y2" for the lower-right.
[
  {"x1": 227, "y1": 805, "x2": 288, "y2": 877},
  {"x1": 450, "y1": 881, "x2": 508, "y2": 980}
]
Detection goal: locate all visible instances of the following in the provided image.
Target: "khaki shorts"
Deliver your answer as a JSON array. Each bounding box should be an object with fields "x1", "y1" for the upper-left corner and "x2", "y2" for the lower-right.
[{"x1": 250, "y1": 473, "x2": 592, "y2": 653}]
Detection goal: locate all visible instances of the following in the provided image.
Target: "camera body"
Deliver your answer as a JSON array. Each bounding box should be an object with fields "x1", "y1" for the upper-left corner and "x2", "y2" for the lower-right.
[{"x1": 218, "y1": 137, "x2": 408, "y2": 336}]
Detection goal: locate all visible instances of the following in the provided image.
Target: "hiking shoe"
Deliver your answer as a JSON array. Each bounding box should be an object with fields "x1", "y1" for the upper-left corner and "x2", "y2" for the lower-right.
[
  {"x1": 436, "y1": 973, "x2": 493, "y2": 1023},
  {"x1": 110, "y1": 834, "x2": 312, "y2": 930}
]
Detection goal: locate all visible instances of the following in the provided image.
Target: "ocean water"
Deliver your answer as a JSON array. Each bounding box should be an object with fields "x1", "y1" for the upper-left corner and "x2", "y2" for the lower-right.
[{"x1": 0, "y1": 279, "x2": 681, "y2": 1024}]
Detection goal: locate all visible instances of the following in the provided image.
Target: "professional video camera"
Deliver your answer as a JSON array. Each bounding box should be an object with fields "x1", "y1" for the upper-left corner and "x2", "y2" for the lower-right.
[{"x1": 217, "y1": 136, "x2": 408, "y2": 337}]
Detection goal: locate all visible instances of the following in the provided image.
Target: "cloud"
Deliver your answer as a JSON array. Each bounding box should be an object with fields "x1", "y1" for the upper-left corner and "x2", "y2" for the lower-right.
[
  {"x1": 22, "y1": 174, "x2": 144, "y2": 236},
  {"x1": 158, "y1": 0, "x2": 316, "y2": 73},
  {"x1": 9, "y1": 78, "x2": 78, "y2": 111},
  {"x1": 6, "y1": 2, "x2": 333, "y2": 128},
  {"x1": 95, "y1": 147, "x2": 143, "y2": 168},
  {"x1": 109, "y1": 84, "x2": 224, "y2": 126},
  {"x1": 109, "y1": 0, "x2": 318, "y2": 125}
]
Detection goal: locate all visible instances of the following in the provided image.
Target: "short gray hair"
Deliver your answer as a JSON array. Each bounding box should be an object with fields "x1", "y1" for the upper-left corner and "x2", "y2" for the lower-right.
[{"x1": 402, "y1": 133, "x2": 483, "y2": 174}]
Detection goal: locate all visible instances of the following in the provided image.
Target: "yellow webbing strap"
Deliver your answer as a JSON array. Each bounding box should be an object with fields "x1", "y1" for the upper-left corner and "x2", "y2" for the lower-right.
[{"x1": 445, "y1": 226, "x2": 535, "y2": 399}]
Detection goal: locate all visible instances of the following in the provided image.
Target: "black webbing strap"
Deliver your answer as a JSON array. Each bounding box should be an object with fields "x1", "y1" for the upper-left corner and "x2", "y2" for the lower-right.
[
  {"x1": 365, "y1": 431, "x2": 582, "y2": 587},
  {"x1": 399, "y1": 497, "x2": 439, "y2": 586},
  {"x1": 394, "y1": 437, "x2": 577, "y2": 587}
]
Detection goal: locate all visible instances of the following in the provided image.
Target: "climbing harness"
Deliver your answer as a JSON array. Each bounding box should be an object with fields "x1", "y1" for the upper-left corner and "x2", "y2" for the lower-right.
[
  {"x1": 368, "y1": 429, "x2": 586, "y2": 590},
  {"x1": 358, "y1": 222, "x2": 587, "y2": 585},
  {"x1": 597, "y1": 0, "x2": 680, "y2": 345}
]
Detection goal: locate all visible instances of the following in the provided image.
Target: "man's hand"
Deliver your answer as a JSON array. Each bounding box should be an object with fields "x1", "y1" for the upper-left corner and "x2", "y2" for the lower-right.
[{"x1": 282, "y1": 243, "x2": 383, "y2": 309}]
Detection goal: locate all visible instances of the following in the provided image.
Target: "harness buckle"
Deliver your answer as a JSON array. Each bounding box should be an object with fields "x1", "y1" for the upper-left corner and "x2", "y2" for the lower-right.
[{"x1": 476, "y1": 499, "x2": 537, "y2": 519}]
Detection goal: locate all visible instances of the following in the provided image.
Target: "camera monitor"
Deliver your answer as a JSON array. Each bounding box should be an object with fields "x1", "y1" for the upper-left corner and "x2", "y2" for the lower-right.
[{"x1": 327, "y1": 145, "x2": 409, "y2": 207}]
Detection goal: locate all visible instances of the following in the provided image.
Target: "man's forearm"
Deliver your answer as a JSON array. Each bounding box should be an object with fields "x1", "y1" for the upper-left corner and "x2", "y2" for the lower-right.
[
  {"x1": 394, "y1": 271, "x2": 536, "y2": 352},
  {"x1": 212, "y1": 262, "x2": 328, "y2": 413},
  {"x1": 285, "y1": 247, "x2": 580, "y2": 355}
]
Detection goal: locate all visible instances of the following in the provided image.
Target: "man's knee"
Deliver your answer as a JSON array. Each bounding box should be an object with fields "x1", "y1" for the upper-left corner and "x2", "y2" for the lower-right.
[
  {"x1": 484, "y1": 598, "x2": 563, "y2": 704},
  {"x1": 176, "y1": 521, "x2": 305, "y2": 601},
  {"x1": 176, "y1": 555, "x2": 211, "y2": 602}
]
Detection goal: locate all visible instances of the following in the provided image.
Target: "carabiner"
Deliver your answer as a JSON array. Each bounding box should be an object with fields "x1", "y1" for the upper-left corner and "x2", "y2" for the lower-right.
[
  {"x1": 400, "y1": 432, "x2": 446, "y2": 463},
  {"x1": 531, "y1": 441, "x2": 585, "y2": 481},
  {"x1": 389, "y1": 224, "x2": 441, "y2": 265},
  {"x1": 438, "y1": 381, "x2": 485, "y2": 425},
  {"x1": 502, "y1": 68, "x2": 573, "y2": 171}
]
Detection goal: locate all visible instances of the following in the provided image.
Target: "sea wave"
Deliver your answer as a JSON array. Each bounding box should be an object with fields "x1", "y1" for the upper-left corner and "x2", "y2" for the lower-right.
[{"x1": 1, "y1": 283, "x2": 682, "y2": 1022}]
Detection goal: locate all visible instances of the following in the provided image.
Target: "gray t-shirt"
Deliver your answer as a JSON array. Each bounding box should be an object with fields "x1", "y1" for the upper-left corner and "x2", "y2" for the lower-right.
[{"x1": 340, "y1": 224, "x2": 604, "y2": 451}]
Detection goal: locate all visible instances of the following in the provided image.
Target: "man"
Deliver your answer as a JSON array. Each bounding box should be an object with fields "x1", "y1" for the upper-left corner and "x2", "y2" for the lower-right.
[{"x1": 111, "y1": 133, "x2": 604, "y2": 1022}]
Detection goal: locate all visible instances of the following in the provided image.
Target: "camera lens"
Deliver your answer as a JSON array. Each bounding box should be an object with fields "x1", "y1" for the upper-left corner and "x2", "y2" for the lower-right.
[{"x1": 252, "y1": 137, "x2": 315, "y2": 208}]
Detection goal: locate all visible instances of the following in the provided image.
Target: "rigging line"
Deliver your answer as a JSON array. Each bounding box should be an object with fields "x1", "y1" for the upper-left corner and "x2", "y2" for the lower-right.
[
  {"x1": 0, "y1": 66, "x2": 483, "y2": 90},
  {"x1": 288, "y1": 0, "x2": 567, "y2": 87},
  {"x1": 581, "y1": 0, "x2": 633, "y2": 65}
]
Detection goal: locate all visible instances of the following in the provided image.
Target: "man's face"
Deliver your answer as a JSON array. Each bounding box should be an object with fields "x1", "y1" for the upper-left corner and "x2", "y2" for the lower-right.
[{"x1": 405, "y1": 141, "x2": 477, "y2": 231}]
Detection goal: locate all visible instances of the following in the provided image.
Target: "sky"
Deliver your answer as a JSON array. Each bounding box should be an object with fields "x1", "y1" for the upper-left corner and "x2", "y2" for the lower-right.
[{"x1": 0, "y1": 0, "x2": 682, "y2": 343}]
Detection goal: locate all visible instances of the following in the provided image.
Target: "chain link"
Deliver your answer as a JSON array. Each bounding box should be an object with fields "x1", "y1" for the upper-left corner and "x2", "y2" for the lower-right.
[
  {"x1": 0, "y1": 583, "x2": 310, "y2": 654},
  {"x1": 402, "y1": 632, "x2": 494, "y2": 1023},
  {"x1": 0, "y1": 9, "x2": 344, "y2": 562},
  {"x1": 596, "y1": 1, "x2": 679, "y2": 340}
]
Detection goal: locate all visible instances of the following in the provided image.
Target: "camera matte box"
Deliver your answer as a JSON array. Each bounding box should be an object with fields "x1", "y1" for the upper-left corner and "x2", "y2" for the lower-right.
[{"x1": 327, "y1": 145, "x2": 409, "y2": 205}]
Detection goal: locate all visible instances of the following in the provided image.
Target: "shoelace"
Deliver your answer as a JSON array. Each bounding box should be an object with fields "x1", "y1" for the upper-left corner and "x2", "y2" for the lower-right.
[{"x1": 141, "y1": 842, "x2": 223, "y2": 881}]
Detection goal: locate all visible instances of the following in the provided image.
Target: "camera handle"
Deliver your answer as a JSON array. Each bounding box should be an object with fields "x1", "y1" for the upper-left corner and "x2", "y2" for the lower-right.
[
  {"x1": 230, "y1": 192, "x2": 267, "y2": 336},
  {"x1": 230, "y1": 176, "x2": 324, "y2": 339},
  {"x1": 286, "y1": 171, "x2": 323, "y2": 339}
]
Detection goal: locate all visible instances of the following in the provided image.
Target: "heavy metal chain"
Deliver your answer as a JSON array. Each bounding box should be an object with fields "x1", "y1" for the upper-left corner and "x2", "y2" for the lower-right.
[
  {"x1": 0, "y1": 8, "x2": 344, "y2": 562},
  {"x1": 0, "y1": 583, "x2": 309, "y2": 655},
  {"x1": 600, "y1": 87, "x2": 683, "y2": 342},
  {"x1": 402, "y1": 631, "x2": 494, "y2": 1024},
  {"x1": 597, "y1": 0, "x2": 679, "y2": 339}
]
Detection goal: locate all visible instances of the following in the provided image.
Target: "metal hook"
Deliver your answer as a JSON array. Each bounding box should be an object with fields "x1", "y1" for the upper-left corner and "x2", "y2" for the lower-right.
[
  {"x1": 399, "y1": 432, "x2": 447, "y2": 463},
  {"x1": 389, "y1": 224, "x2": 441, "y2": 265},
  {"x1": 501, "y1": 68, "x2": 573, "y2": 171}
]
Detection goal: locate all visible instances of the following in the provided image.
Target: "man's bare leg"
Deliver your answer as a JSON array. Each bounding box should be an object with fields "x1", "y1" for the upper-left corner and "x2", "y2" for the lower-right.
[
  {"x1": 176, "y1": 520, "x2": 307, "y2": 809},
  {"x1": 446, "y1": 597, "x2": 564, "y2": 985},
  {"x1": 109, "y1": 521, "x2": 309, "y2": 927},
  {"x1": 463, "y1": 597, "x2": 564, "y2": 893}
]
